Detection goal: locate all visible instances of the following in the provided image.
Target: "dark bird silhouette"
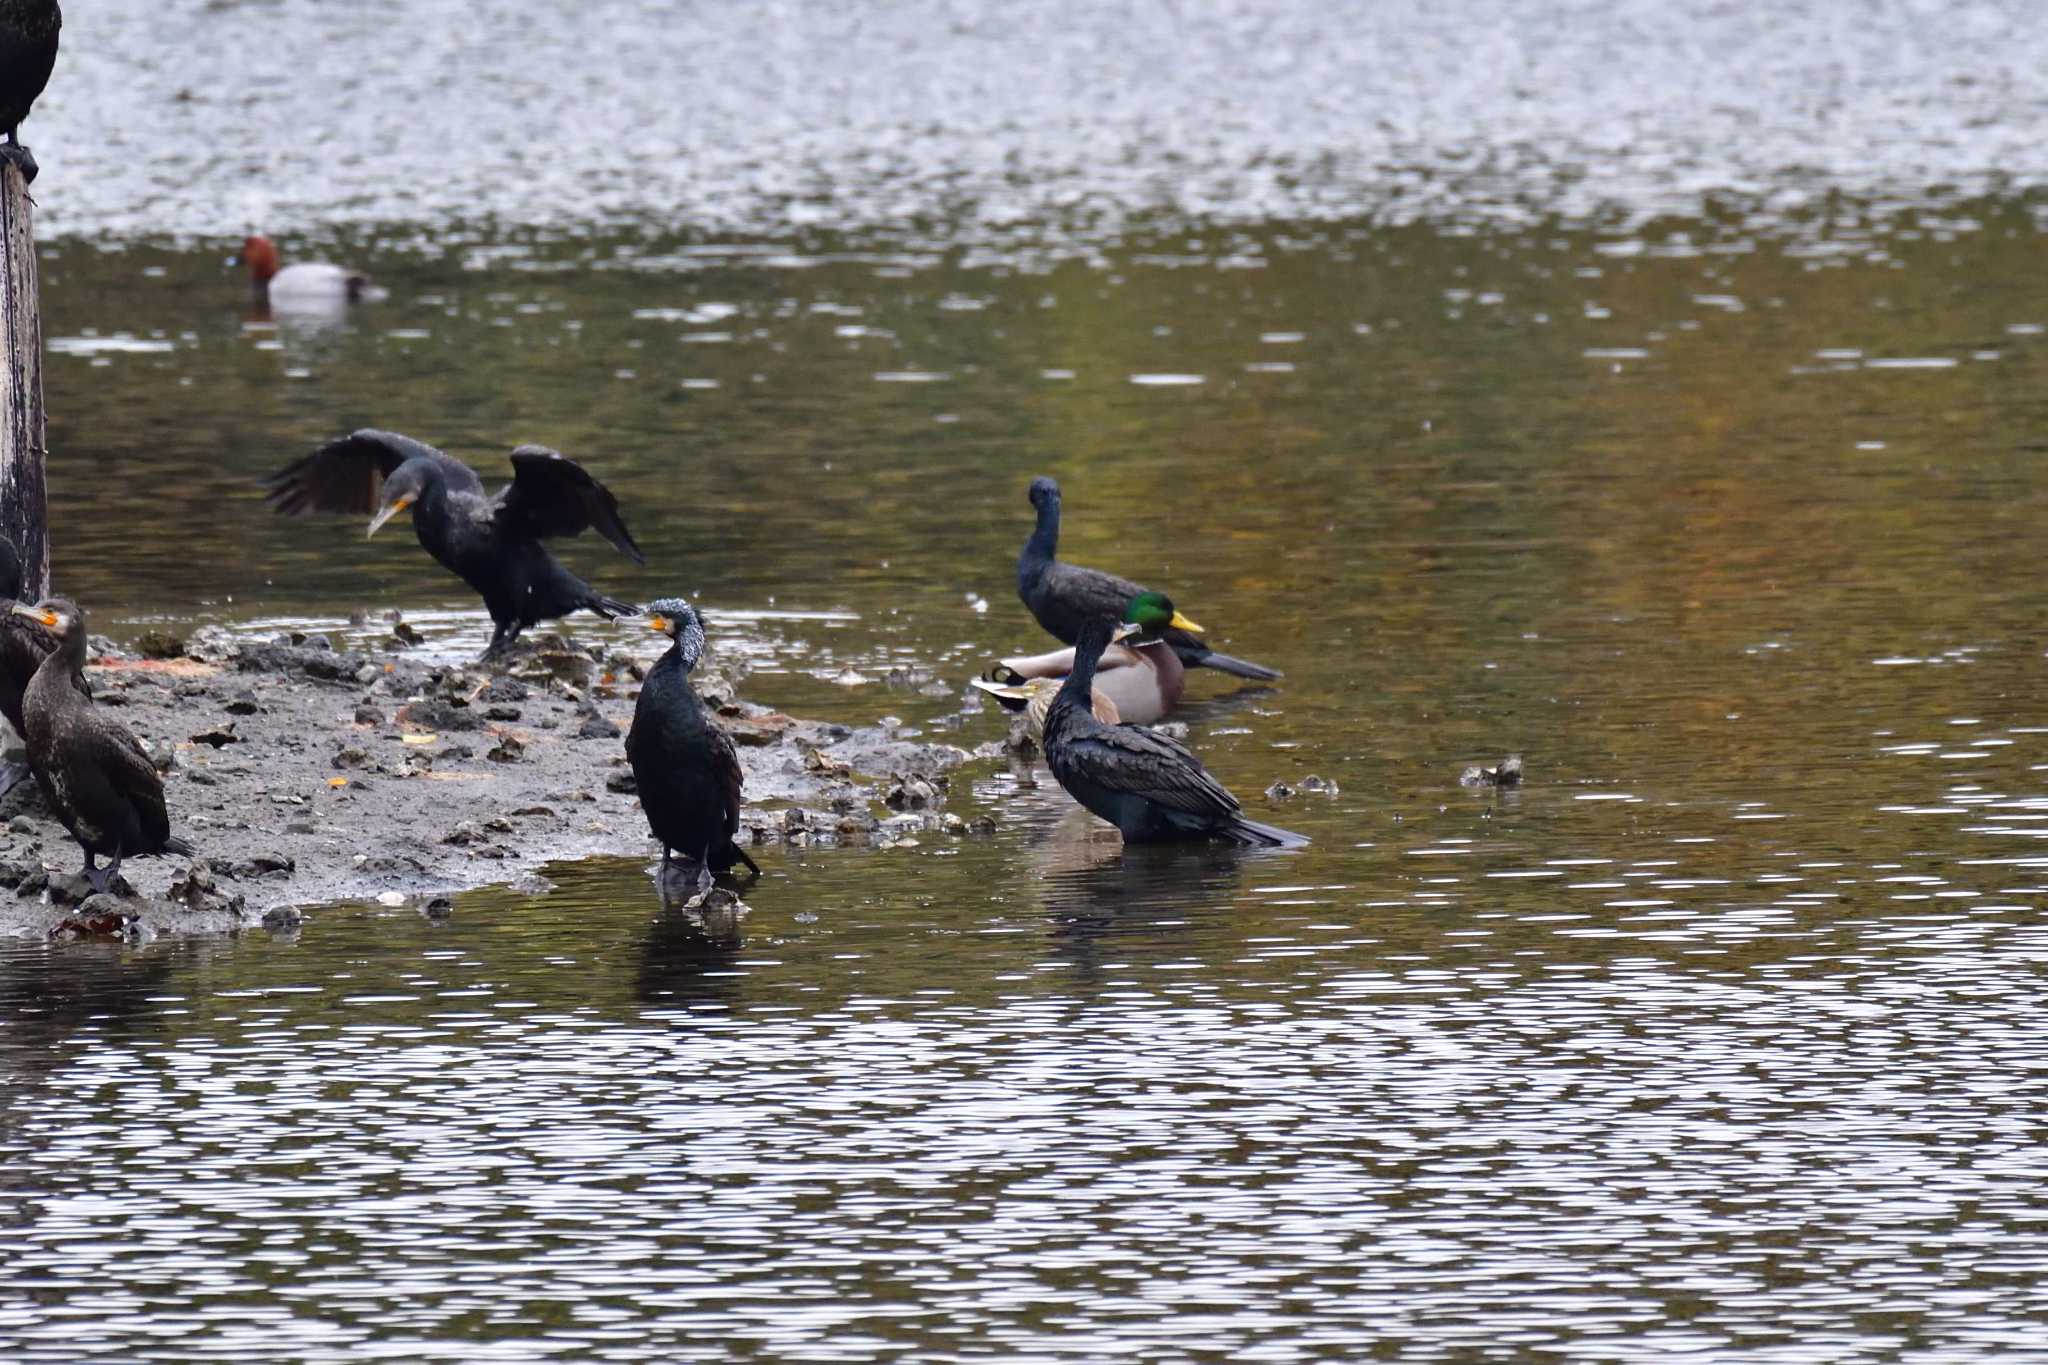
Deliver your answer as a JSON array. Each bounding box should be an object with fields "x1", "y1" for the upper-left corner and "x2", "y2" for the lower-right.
[
  {"x1": 264, "y1": 429, "x2": 645, "y2": 657},
  {"x1": 1041, "y1": 614, "x2": 1306, "y2": 848},
  {"x1": 12, "y1": 598, "x2": 193, "y2": 893},
  {"x1": 1016, "y1": 476, "x2": 1282, "y2": 681},
  {"x1": 626, "y1": 598, "x2": 760, "y2": 886},
  {"x1": 0, "y1": 534, "x2": 57, "y2": 797},
  {"x1": 0, "y1": 0, "x2": 61, "y2": 185}
]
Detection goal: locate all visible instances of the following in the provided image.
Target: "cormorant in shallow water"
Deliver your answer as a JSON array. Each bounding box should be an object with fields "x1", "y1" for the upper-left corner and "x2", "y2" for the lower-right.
[
  {"x1": 1017, "y1": 476, "x2": 1282, "y2": 681},
  {"x1": 0, "y1": 0, "x2": 60, "y2": 184},
  {"x1": 13, "y1": 597, "x2": 193, "y2": 892},
  {"x1": 626, "y1": 598, "x2": 760, "y2": 884},
  {"x1": 264, "y1": 429, "x2": 645, "y2": 657},
  {"x1": 1041, "y1": 613, "x2": 1306, "y2": 848},
  {"x1": 0, "y1": 534, "x2": 56, "y2": 796}
]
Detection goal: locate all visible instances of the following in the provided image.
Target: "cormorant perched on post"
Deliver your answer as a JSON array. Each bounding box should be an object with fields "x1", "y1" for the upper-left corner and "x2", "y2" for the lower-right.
[
  {"x1": 0, "y1": 534, "x2": 57, "y2": 797},
  {"x1": 0, "y1": 0, "x2": 61, "y2": 184},
  {"x1": 1017, "y1": 476, "x2": 1282, "y2": 681},
  {"x1": 1041, "y1": 613, "x2": 1306, "y2": 848},
  {"x1": 263, "y1": 429, "x2": 645, "y2": 657},
  {"x1": 12, "y1": 598, "x2": 194, "y2": 893},
  {"x1": 626, "y1": 598, "x2": 760, "y2": 885}
]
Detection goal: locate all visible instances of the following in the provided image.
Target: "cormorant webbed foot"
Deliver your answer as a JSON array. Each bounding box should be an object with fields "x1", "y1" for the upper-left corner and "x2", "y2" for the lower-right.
[{"x1": 0, "y1": 141, "x2": 39, "y2": 186}]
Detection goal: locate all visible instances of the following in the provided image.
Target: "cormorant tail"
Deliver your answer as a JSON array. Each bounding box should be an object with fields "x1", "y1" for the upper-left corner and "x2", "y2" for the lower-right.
[
  {"x1": 587, "y1": 594, "x2": 639, "y2": 620},
  {"x1": 731, "y1": 843, "x2": 763, "y2": 878},
  {"x1": 163, "y1": 835, "x2": 197, "y2": 857},
  {"x1": 1221, "y1": 816, "x2": 1309, "y2": 849},
  {"x1": 1193, "y1": 649, "x2": 1283, "y2": 681}
]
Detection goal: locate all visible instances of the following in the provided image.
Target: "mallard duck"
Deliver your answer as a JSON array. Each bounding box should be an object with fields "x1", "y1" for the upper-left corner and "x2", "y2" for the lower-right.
[
  {"x1": 1040, "y1": 615, "x2": 1306, "y2": 847},
  {"x1": 975, "y1": 673, "x2": 1120, "y2": 744},
  {"x1": 626, "y1": 598, "x2": 760, "y2": 884},
  {"x1": 264, "y1": 429, "x2": 645, "y2": 658},
  {"x1": 974, "y1": 589, "x2": 1189, "y2": 728},
  {"x1": 12, "y1": 597, "x2": 195, "y2": 892},
  {"x1": 1016, "y1": 475, "x2": 1282, "y2": 681}
]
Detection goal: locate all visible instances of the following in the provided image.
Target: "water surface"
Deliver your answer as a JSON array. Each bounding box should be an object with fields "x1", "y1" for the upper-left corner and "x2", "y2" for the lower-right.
[{"x1": 10, "y1": 3, "x2": 2048, "y2": 1359}]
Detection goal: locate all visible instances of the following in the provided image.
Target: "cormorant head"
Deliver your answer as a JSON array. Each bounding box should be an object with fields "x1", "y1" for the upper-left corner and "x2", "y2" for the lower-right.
[
  {"x1": 1027, "y1": 476, "x2": 1060, "y2": 510},
  {"x1": 366, "y1": 461, "x2": 432, "y2": 539},
  {"x1": 1122, "y1": 590, "x2": 1201, "y2": 641},
  {"x1": 236, "y1": 234, "x2": 281, "y2": 285},
  {"x1": 644, "y1": 596, "x2": 707, "y2": 671},
  {"x1": 11, "y1": 596, "x2": 85, "y2": 662}
]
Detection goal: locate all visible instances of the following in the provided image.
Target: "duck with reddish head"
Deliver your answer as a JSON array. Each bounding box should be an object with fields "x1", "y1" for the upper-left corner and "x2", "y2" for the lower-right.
[{"x1": 236, "y1": 233, "x2": 386, "y2": 311}]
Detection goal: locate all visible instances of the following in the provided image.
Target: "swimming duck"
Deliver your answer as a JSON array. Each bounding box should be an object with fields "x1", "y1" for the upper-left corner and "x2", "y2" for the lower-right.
[
  {"x1": 626, "y1": 598, "x2": 760, "y2": 884},
  {"x1": 1016, "y1": 476, "x2": 1282, "y2": 681},
  {"x1": 12, "y1": 597, "x2": 194, "y2": 892},
  {"x1": 975, "y1": 588, "x2": 1189, "y2": 727},
  {"x1": 237, "y1": 234, "x2": 383, "y2": 306},
  {"x1": 1040, "y1": 614, "x2": 1306, "y2": 848},
  {"x1": 263, "y1": 429, "x2": 645, "y2": 658},
  {"x1": 0, "y1": 0, "x2": 60, "y2": 184}
]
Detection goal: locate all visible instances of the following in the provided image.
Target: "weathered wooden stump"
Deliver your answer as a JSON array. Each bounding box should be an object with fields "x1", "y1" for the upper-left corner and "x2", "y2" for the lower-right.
[{"x1": 0, "y1": 163, "x2": 49, "y2": 599}]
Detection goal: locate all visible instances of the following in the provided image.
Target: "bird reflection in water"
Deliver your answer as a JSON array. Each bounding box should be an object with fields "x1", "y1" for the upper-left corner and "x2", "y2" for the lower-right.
[
  {"x1": 634, "y1": 872, "x2": 749, "y2": 1009},
  {"x1": 1029, "y1": 805, "x2": 1258, "y2": 978}
]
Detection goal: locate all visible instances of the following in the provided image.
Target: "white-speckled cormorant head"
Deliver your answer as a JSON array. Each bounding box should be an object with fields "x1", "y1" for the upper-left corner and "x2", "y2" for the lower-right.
[{"x1": 644, "y1": 597, "x2": 706, "y2": 671}]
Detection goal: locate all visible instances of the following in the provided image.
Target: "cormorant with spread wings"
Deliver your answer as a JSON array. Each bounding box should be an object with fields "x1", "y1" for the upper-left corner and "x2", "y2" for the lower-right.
[{"x1": 264, "y1": 429, "x2": 646, "y2": 656}]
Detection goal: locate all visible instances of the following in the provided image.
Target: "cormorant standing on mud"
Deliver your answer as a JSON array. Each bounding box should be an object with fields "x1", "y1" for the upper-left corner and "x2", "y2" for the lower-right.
[
  {"x1": 0, "y1": 535, "x2": 56, "y2": 796},
  {"x1": 12, "y1": 598, "x2": 194, "y2": 892},
  {"x1": 0, "y1": 0, "x2": 61, "y2": 184},
  {"x1": 626, "y1": 598, "x2": 760, "y2": 884},
  {"x1": 1041, "y1": 614, "x2": 1306, "y2": 848},
  {"x1": 264, "y1": 429, "x2": 645, "y2": 657},
  {"x1": 1017, "y1": 476, "x2": 1283, "y2": 681}
]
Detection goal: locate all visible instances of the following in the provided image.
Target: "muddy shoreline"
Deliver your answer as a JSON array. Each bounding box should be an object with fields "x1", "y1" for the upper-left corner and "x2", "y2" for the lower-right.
[{"x1": 0, "y1": 625, "x2": 1001, "y2": 939}]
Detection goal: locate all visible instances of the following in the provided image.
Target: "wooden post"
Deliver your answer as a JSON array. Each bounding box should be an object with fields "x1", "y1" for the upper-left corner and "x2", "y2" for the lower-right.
[{"x1": 0, "y1": 164, "x2": 48, "y2": 600}]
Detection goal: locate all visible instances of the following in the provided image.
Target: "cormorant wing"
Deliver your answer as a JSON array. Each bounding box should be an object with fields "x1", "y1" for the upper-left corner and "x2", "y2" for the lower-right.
[
  {"x1": 1060, "y1": 722, "x2": 1242, "y2": 821},
  {"x1": 97, "y1": 726, "x2": 172, "y2": 847},
  {"x1": 495, "y1": 446, "x2": 647, "y2": 564},
  {"x1": 711, "y1": 724, "x2": 746, "y2": 840},
  {"x1": 263, "y1": 429, "x2": 483, "y2": 516},
  {"x1": 1035, "y1": 561, "x2": 1148, "y2": 637}
]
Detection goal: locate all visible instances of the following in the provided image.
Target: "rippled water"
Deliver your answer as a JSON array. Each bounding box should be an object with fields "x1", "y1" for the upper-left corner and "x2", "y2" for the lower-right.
[{"x1": 9, "y1": 3, "x2": 2048, "y2": 1360}]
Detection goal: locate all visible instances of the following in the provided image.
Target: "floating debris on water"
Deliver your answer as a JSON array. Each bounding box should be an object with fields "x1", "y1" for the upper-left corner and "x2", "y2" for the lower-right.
[{"x1": 1460, "y1": 755, "x2": 1525, "y2": 788}]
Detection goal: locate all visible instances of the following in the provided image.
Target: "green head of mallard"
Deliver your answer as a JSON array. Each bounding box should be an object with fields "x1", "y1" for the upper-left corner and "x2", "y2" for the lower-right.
[{"x1": 1122, "y1": 591, "x2": 1202, "y2": 642}]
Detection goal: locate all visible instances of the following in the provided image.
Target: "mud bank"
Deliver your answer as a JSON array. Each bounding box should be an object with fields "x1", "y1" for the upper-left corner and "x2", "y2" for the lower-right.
[{"x1": 0, "y1": 626, "x2": 1000, "y2": 939}]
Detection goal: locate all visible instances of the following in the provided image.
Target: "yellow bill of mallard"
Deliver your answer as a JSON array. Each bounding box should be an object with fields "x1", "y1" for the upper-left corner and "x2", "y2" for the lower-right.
[{"x1": 1168, "y1": 610, "x2": 1203, "y2": 633}]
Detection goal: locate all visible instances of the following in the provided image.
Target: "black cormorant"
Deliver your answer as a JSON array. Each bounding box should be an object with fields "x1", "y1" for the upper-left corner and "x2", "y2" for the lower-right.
[
  {"x1": 12, "y1": 598, "x2": 193, "y2": 892},
  {"x1": 1017, "y1": 476, "x2": 1282, "y2": 681},
  {"x1": 1041, "y1": 614, "x2": 1306, "y2": 847},
  {"x1": 0, "y1": 534, "x2": 56, "y2": 796},
  {"x1": 0, "y1": 0, "x2": 59, "y2": 184},
  {"x1": 626, "y1": 598, "x2": 761, "y2": 883},
  {"x1": 264, "y1": 429, "x2": 645, "y2": 656}
]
